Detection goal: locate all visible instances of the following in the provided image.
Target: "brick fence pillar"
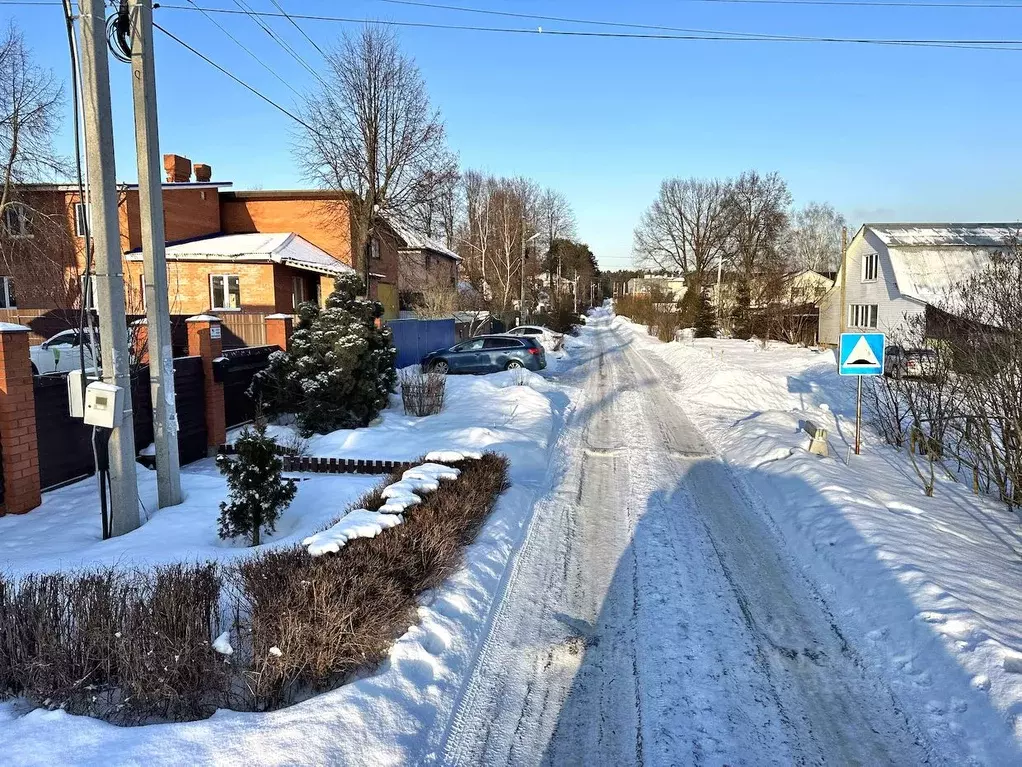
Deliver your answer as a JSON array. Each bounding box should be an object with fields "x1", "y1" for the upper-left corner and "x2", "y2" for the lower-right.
[
  {"x1": 265, "y1": 313, "x2": 293, "y2": 352},
  {"x1": 186, "y1": 315, "x2": 226, "y2": 455},
  {"x1": 0, "y1": 324, "x2": 40, "y2": 514}
]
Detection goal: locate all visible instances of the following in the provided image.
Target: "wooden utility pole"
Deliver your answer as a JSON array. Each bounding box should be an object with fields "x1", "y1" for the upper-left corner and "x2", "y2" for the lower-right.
[
  {"x1": 81, "y1": 0, "x2": 139, "y2": 535},
  {"x1": 129, "y1": 0, "x2": 182, "y2": 507}
]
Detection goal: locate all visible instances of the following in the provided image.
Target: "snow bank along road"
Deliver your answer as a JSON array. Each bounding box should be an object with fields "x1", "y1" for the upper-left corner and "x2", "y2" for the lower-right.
[{"x1": 436, "y1": 318, "x2": 937, "y2": 766}]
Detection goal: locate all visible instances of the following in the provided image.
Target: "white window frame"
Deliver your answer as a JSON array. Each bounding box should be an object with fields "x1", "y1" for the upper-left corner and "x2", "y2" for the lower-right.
[
  {"x1": 74, "y1": 202, "x2": 91, "y2": 238},
  {"x1": 80, "y1": 274, "x2": 98, "y2": 311},
  {"x1": 862, "y1": 252, "x2": 879, "y2": 282},
  {"x1": 138, "y1": 273, "x2": 147, "y2": 312},
  {"x1": 370, "y1": 237, "x2": 381, "y2": 260},
  {"x1": 848, "y1": 303, "x2": 879, "y2": 329},
  {"x1": 209, "y1": 274, "x2": 241, "y2": 311},
  {"x1": 0, "y1": 276, "x2": 15, "y2": 308},
  {"x1": 2, "y1": 202, "x2": 31, "y2": 238}
]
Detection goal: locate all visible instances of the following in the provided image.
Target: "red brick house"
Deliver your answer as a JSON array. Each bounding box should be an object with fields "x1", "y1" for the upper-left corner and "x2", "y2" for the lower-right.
[{"x1": 0, "y1": 155, "x2": 405, "y2": 334}]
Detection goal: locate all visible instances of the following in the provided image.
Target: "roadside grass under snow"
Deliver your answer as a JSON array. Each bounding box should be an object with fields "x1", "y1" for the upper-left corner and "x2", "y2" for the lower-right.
[{"x1": 618, "y1": 316, "x2": 1022, "y2": 755}]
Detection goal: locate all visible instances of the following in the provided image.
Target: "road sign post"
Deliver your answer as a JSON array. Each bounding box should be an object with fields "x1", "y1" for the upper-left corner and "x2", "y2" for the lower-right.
[{"x1": 838, "y1": 332, "x2": 886, "y2": 456}]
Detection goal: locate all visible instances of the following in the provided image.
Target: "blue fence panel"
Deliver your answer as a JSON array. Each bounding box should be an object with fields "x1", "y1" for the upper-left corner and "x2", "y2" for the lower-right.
[{"x1": 386, "y1": 318, "x2": 456, "y2": 368}]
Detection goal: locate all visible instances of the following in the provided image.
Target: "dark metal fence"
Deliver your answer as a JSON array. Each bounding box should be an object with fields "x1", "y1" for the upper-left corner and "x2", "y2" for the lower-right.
[{"x1": 33, "y1": 357, "x2": 209, "y2": 492}]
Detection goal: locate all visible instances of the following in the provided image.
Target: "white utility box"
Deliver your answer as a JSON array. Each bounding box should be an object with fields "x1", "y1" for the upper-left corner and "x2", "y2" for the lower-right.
[
  {"x1": 83, "y1": 381, "x2": 124, "y2": 428},
  {"x1": 67, "y1": 369, "x2": 101, "y2": 418}
]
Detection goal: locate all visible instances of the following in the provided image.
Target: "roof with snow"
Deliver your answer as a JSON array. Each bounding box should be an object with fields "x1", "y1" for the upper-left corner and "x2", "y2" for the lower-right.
[
  {"x1": 864, "y1": 223, "x2": 1020, "y2": 307},
  {"x1": 126, "y1": 232, "x2": 356, "y2": 278},
  {"x1": 385, "y1": 218, "x2": 461, "y2": 261}
]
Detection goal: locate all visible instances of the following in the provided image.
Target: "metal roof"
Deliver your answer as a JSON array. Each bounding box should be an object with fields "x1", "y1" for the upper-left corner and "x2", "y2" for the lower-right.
[
  {"x1": 125, "y1": 232, "x2": 356, "y2": 278},
  {"x1": 867, "y1": 223, "x2": 1021, "y2": 248},
  {"x1": 385, "y1": 217, "x2": 461, "y2": 261}
]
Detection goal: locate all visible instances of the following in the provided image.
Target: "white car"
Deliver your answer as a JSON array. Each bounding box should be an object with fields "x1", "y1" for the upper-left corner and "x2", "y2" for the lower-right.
[
  {"x1": 30, "y1": 329, "x2": 100, "y2": 375},
  {"x1": 507, "y1": 325, "x2": 565, "y2": 352}
]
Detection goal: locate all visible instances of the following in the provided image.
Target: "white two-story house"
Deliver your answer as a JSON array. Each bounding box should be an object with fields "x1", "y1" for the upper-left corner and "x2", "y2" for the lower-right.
[{"x1": 819, "y1": 223, "x2": 1019, "y2": 345}]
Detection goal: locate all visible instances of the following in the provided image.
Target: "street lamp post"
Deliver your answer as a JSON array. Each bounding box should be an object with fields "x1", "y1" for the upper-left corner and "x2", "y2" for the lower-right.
[{"x1": 520, "y1": 226, "x2": 542, "y2": 324}]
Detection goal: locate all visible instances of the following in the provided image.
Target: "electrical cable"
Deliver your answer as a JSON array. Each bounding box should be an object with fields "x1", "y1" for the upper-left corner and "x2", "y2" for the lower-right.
[
  {"x1": 228, "y1": 0, "x2": 327, "y2": 85},
  {"x1": 267, "y1": 0, "x2": 327, "y2": 58},
  {"x1": 182, "y1": 0, "x2": 304, "y2": 97},
  {"x1": 152, "y1": 21, "x2": 323, "y2": 133},
  {"x1": 155, "y1": 5, "x2": 1022, "y2": 50}
]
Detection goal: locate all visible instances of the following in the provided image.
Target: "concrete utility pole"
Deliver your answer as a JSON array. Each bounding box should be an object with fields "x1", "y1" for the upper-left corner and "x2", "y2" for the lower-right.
[
  {"x1": 81, "y1": 0, "x2": 140, "y2": 535},
  {"x1": 129, "y1": 0, "x2": 181, "y2": 508},
  {"x1": 839, "y1": 225, "x2": 848, "y2": 335}
]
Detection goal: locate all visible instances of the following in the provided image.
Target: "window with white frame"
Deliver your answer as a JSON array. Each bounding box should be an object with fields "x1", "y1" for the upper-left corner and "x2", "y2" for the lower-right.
[
  {"x1": 74, "y1": 202, "x2": 91, "y2": 237},
  {"x1": 848, "y1": 303, "x2": 879, "y2": 329},
  {"x1": 0, "y1": 277, "x2": 15, "y2": 308},
  {"x1": 80, "y1": 274, "x2": 98, "y2": 310},
  {"x1": 210, "y1": 274, "x2": 241, "y2": 310},
  {"x1": 2, "y1": 203, "x2": 30, "y2": 238},
  {"x1": 862, "y1": 252, "x2": 879, "y2": 282},
  {"x1": 370, "y1": 237, "x2": 381, "y2": 260}
]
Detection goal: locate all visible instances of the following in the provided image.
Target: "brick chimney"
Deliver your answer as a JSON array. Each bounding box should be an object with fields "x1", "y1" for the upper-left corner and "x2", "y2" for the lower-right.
[
  {"x1": 193, "y1": 163, "x2": 212, "y2": 183},
  {"x1": 163, "y1": 153, "x2": 192, "y2": 183}
]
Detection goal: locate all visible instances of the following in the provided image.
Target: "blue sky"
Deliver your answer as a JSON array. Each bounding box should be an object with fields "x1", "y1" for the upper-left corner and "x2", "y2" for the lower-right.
[{"x1": 6, "y1": 0, "x2": 1022, "y2": 269}]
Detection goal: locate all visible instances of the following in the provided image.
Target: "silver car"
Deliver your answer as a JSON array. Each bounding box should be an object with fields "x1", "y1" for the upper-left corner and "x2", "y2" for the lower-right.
[{"x1": 884, "y1": 346, "x2": 938, "y2": 379}]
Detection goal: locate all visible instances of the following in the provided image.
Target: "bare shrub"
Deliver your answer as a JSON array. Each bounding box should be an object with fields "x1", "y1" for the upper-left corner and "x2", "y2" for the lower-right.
[
  {"x1": 0, "y1": 564, "x2": 225, "y2": 724},
  {"x1": 233, "y1": 453, "x2": 510, "y2": 709},
  {"x1": 399, "y1": 368, "x2": 446, "y2": 416}
]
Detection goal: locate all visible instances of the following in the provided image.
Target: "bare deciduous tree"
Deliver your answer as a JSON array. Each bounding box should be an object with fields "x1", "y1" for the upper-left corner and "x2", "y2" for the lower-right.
[
  {"x1": 0, "y1": 22, "x2": 71, "y2": 297},
  {"x1": 298, "y1": 26, "x2": 455, "y2": 279},
  {"x1": 632, "y1": 177, "x2": 732, "y2": 286},
  {"x1": 788, "y1": 201, "x2": 846, "y2": 273}
]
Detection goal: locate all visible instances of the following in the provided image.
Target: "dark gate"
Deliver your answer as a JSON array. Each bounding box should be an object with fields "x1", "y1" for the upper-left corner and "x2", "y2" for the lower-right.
[{"x1": 221, "y1": 345, "x2": 276, "y2": 428}]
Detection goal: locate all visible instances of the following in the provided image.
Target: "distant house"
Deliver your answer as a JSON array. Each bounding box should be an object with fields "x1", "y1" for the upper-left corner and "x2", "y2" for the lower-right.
[
  {"x1": 384, "y1": 218, "x2": 460, "y2": 303},
  {"x1": 818, "y1": 223, "x2": 1018, "y2": 345},
  {"x1": 626, "y1": 274, "x2": 687, "y2": 301}
]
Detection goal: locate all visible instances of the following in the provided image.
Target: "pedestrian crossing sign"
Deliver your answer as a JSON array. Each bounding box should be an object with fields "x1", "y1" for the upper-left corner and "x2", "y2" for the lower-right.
[{"x1": 839, "y1": 332, "x2": 885, "y2": 376}]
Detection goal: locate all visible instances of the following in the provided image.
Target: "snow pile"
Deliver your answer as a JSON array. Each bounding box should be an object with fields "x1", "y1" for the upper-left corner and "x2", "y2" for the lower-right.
[
  {"x1": 620, "y1": 317, "x2": 1022, "y2": 755},
  {"x1": 212, "y1": 632, "x2": 233, "y2": 656},
  {"x1": 302, "y1": 510, "x2": 405, "y2": 557}
]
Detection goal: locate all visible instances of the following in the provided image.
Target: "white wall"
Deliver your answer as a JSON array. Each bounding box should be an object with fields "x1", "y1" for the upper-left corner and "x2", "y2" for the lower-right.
[{"x1": 843, "y1": 228, "x2": 924, "y2": 335}]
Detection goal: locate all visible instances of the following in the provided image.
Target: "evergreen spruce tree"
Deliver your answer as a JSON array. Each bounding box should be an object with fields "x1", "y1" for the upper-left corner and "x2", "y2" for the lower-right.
[
  {"x1": 216, "y1": 420, "x2": 297, "y2": 546},
  {"x1": 694, "y1": 287, "x2": 718, "y2": 338},
  {"x1": 733, "y1": 279, "x2": 754, "y2": 340},
  {"x1": 250, "y1": 274, "x2": 398, "y2": 435}
]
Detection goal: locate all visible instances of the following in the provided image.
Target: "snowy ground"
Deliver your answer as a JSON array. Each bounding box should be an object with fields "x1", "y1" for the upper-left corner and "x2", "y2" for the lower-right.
[
  {"x1": 0, "y1": 335, "x2": 588, "y2": 765},
  {"x1": 619, "y1": 317, "x2": 1022, "y2": 761},
  {"x1": 5, "y1": 315, "x2": 1020, "y2": 764}
]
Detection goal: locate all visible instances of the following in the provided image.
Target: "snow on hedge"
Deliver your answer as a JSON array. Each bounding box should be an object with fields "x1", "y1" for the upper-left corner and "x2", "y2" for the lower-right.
[
  {"x1": 302, "y1": 510, "x2": 405, "y2": 557},
  {"x1": 303, "y1": 459, "x2": 466, "y2": 557}
]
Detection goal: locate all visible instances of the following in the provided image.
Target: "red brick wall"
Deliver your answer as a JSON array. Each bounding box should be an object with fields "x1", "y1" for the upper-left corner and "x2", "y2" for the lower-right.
[{"x1": 0, "y1": 329, "x2": 40, "y2": 514}]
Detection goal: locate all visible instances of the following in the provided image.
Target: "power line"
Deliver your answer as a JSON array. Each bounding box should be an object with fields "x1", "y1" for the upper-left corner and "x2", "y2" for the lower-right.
[
  {"x1": 183, "y1": 0, "x2": 304, "y2": 97},
  {"x1": 154, "y1": 5, "x2": 1022, "y2": 50},
  {"x1": 229, "y1": 0, "x2": 327, "y2": 84},
  {"x1": 679, "y1": 0, "x2": 1022, "y2": 8},
  {"x1": 152, "y1": 21, "x2": 320, "y2": 133},
  {"x1": 267, "y1": 0, "x2": 328, "y2": 58}
]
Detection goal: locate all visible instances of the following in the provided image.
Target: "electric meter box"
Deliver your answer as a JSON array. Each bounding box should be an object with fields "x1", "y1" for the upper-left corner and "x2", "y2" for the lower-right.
[
  {"x1": 83, "y1": 381, "x2": 124, "y2": 429},
  {"x1": 67, "y1": 369, "x2": 101, "y2": 418}
]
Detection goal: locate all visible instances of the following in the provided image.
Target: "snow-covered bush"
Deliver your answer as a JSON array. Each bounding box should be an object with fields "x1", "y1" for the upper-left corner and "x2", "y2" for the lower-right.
[
  {"x1": 249, "y1": 274, "x2": 398, "y2": 435},
  {"x1": 216, "y1": 420, "x2": 297, "y2": 547}
]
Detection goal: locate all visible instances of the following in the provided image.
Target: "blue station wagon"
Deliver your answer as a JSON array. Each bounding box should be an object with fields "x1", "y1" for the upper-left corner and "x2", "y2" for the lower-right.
[{"x1": 421, "y1": 335, "x2": 547, "y2": 375}]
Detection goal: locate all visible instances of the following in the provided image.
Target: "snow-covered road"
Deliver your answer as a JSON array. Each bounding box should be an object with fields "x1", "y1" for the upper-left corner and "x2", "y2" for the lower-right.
[{"x1": 436, "y1": 318, "x2": 932, "y2": 765}]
